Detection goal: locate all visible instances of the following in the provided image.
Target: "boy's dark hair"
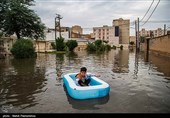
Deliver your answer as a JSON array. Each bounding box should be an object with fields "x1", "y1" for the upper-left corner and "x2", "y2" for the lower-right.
[{"x1": 80, "y1": 67, "x2": 87, "y2": 72}]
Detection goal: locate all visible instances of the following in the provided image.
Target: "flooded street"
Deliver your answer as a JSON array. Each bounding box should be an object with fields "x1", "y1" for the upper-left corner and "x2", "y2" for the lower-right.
[{"x1": 0, "y1": 49, "x2": 170, "y2": 113}]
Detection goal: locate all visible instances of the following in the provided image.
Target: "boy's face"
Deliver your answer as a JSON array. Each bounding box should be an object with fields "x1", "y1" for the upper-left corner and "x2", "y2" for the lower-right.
[{"x1": 80, "y1": 71, "x2": 86, "y2": 77}]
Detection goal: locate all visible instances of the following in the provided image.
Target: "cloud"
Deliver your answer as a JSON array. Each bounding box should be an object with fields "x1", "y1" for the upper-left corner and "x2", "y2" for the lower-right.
[{"x1": 32, "y1": 0, "x2": 170, "y2": 35}]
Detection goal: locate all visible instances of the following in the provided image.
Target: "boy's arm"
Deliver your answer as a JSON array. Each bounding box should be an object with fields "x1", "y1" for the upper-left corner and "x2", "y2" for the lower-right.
[{"x1": 87, "y1": 73, "x2": 100, "y2": 78}]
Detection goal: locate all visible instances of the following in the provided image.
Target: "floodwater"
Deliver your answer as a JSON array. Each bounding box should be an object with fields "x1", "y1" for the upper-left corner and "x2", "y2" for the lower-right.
[{"x1": 0, "y1": 49, "x2": 170, "y2": 113}]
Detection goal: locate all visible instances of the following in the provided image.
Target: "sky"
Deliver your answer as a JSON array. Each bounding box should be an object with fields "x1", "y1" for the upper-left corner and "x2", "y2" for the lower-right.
[{"x1": 32, "y1": 0, "x2": 170, "y2": 36}]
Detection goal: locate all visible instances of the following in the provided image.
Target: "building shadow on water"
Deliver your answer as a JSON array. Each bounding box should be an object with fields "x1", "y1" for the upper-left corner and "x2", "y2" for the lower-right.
[{"x1": 63, "y1": 85, "x2": 109, "y2": 110}]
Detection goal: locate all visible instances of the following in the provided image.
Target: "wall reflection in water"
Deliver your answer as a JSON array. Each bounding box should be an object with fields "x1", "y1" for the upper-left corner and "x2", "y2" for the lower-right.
[
  {"x1": 147, "y1": 53, "x2": 170, "y2": 78},
  {"x1": 112, "y1": 50, "x2": 129, "y2": 73}
]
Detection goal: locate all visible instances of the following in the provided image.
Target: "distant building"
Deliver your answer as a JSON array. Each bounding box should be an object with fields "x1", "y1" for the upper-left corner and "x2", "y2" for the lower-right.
[
  {"x1": 71, "y1": 25, "x2": 83, "y2": 34},
  {"x1": 33, "y1": 40, "x2": 52, "y2": 53},
  {"x1": 129, "y1": 36, "x2": 136, "y2": 45},
  {"x1": 139, "y1": 28, "x2": 167, "y2": 38},
  {"x1": 71, "y1": 25, "x2": 83, "y2": 38},
  {"x1": 45, "y1": 28, "x2": 70, "y2": 42},
  {"x1": 113, "y1": 18, "x2": 130, "y2": 45},
  {"x1": 0, "y1": 37, "x2": 16, "y2": 57},
  {"x1": 93, "y1": 25, "x2": 119, "y2": 46}
]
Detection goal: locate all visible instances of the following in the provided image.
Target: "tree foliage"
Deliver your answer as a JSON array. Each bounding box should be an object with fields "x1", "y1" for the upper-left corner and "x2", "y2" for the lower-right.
[
  {"x1": 66, "y1": 40, "x2": 78, "y2": 51},
  {"x1": 11, "y1": 39, "x2": 36, "y2": 58},
  {"x1": 51, "y1": 42, "x2": 56, "y2": 49},
  {"x1": 140, "y1": 36, "x2": 145, "y2": 43},
  {"x1": 87, "y1": 40, "x2": 111, "y2": 52},
  {"x1": 55, "y1": 37, "x2": 66, "y2": 51},
  {"x1": 0, "y1": 0, "x2": 45, "y2": 39},
  {"x1": 129, "y1": 41, "x2": 135, "y2": 45}
]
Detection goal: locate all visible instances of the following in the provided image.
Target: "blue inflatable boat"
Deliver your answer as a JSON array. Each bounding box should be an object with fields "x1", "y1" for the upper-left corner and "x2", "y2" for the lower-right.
[{"x1": 63, "y1": 73, "x2": 110, "y2": 100}]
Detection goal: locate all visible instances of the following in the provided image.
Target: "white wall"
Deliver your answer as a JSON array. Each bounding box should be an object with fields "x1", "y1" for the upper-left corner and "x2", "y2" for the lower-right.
[{"x1": 45, "y1": 31, "x2": 69, "y2": 41}]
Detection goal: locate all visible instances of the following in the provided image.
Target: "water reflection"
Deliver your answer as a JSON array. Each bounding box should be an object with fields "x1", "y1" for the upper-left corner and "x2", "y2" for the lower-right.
[
  {"x1": 112, "y1": 50, "x2": 129, "y2": 73},
  {"x1": 56, "y1": 53, "x2": 64, "y2": 80},
  {"x1": 133, "y1": 51, "x2": 139, "y2": 79},
  {"x1": 63, "y1": 85, "x2": 109, "y2": 110},
  {"x1": 0, "y1": 49, "x2": 170, "y2": 113},
  {"x1": 0, "y1": 57, "x2": 47, "y2": 111},
  {"x1": 148, "y1": 53, "x2": 170, "y2": 78}
]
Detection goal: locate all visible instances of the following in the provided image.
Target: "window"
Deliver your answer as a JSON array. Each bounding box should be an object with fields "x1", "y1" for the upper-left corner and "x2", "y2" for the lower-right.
[{"x1": 115, "y1": 26, "x2": 119, "y2": 36}]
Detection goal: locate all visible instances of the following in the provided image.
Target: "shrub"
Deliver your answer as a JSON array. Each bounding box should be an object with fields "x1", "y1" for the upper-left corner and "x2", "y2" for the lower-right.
[
  {"x1": 120, "y1": 45, "x2": 123, "y2": 50},
  {"x1": 86, "y1": 42, "x2": 96, "y2": 51},
  {"x1": 11, "y1": 39, "x2": 36, "y2": 58},
  {"x1": 105, "y1": 44, "x2": 111, "y2": 51},
  {"x1": 51, "y1": 42, "x2": 56, "y2": 49},
  {"x1": 66, "y1": 40, "x2": 78, "y2": 51},
  {"x1": 55, "y1": 37, "x2": 66, "y2": 51},
  {"x1": 112, "y1": 45, "x2": 117, "y2": 49},
  {"x1": 129, "y1": 41, "x2": 134, "y2": 46}
]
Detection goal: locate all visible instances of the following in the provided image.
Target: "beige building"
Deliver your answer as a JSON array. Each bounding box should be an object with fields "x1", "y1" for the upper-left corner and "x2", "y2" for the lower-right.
[
  {"x1": 0, "y1": 37, "x2": 16, "y2": 57},
  {"x1": 113, "y1": 18, "x2": 130, "y2": 45},
  {"x1": 139, "y1": 28, "x2": 166, "y2": 38},
  {"x1": 129, "y1": 36, "x2": 136, "y2": 45},
  {"x1": 34, "y1": 40, "x2": 52, "y2": 53},
  {"x1": 71, "y1": 25, "x2": 83, "y2": 34},
  {"x1": 93, "y1": 25, "x2": 119, "y2": 46}
]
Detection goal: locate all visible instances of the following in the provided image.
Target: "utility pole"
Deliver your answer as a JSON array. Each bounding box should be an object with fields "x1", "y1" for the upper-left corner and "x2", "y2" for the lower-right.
[
  {"x1": 135, "y1": 20, "x2": 137, "y2": 51},
  {"x1": 164, "y1": 24, "x2": 166, "y2": 35},
  {"x1": 137, "y1": 17, "x2": 140, "y2": 52},
  {"x1": 56, "y1": 14, "x2": 63, "y2": 38},
  {"x1": 55, "y1": 16, "x2": 57, "y2": 40}
]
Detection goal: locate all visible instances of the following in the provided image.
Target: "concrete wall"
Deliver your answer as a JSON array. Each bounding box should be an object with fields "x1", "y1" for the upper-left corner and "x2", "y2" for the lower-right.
[
  {"x1": 0, "y1": 37, "x2": 16, "y2": 55},
  {"x1": 150, "y1": 35, "x2": 170, "y2": 56},
  {"x1": 141, "y1": 34, "x2": 170, "y2": 57},
  {"x1": 34, "y1": 40, "x2": 52, "y2": 52}
]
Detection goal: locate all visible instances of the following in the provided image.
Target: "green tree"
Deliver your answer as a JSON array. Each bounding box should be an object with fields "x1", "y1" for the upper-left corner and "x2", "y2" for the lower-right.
[
  {"x1": 51, "y1": 42, "x2": 56, "y2": 49},
  {"x1": 129, "y1": 41, "x2": 134, "y2": 46},
  {"x1": 11, "y1": 39, "x2": 36, "y2": 58},
  {"x1": 94, "y1": 40, "x2": 102, "y2": 47},
  {"x1": 105, "y1": 44, "x2": 111, "y2": 51},
  {"x1": 86, "y1": 42, "x2": 96, "y2": 51},
  {"x1": 140, "y1": 36, "x2": 145, "y2": 43},
  {"x1": 87, "y1": 40, "x2": 111, "y2": 52},
  {"x1": 112, "y1": 45, "x2": 117, "y2": 49},
  {"x1": 55, "y1": 37, "x2": 66, "y2": 51},
  {"x1": 0, "y1": 0, "x2": 45, "y2": 39},
  {"x1": 120, "y1": 45, "x2": 123, "y2": 50},
  {"x1": 66, "y1": 40, "x2": 78, "y2": 51}
]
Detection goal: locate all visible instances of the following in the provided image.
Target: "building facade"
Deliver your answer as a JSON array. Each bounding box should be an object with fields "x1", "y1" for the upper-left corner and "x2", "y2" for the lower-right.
[
  {"x1": 112, "y1": 18, "x2": 130, "y2": 44},
  {"x1": 139, "y1": 28, "x2": 167, "y2": 38},
  {"x1": 45, "y1": 28, "x2": 70, "y2": 42},
  {"x1": 33, "y1": 40, "x2": 52, "y2": 53},
  {"x1": 93, "y1": 25, "x2": 119, "y2": 46},
  {"x1": 0, "y1": 37, "x2": 16, "y2": 57},
  {"x1": 71, "y1": 25, "x2": 83, "y2": 34}
]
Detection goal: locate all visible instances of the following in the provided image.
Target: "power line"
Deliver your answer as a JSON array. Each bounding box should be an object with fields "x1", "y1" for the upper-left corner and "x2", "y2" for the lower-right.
[
  {"x1": 140, "y1": 20, "x2": 170, "y2": 23},
  {"x1": 141, "y1": 0, "x2": 160, "y2": 26},
  {"x1": 140, "y1": 0, "x2": 155, "y2": 22}
]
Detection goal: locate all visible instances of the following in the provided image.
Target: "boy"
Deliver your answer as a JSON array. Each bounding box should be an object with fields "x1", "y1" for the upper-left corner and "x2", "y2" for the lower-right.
[{"x1": 75, "y1": 67, "x2": 91, "y2": 86}]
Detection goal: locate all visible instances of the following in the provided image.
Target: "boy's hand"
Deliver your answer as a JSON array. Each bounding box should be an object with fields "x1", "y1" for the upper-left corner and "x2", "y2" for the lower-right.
[{"x1": 95, "y1": 74, "x2": 100, "y2": 77}]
